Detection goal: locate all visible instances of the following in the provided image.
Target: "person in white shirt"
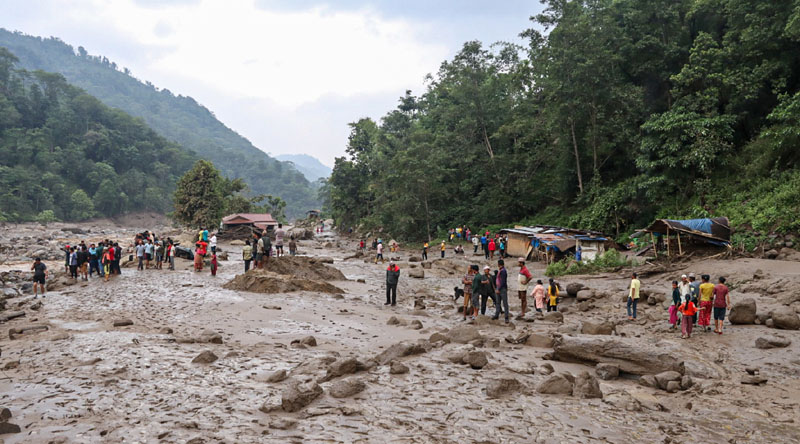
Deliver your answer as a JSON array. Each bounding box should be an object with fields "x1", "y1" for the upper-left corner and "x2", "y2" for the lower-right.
[{"x1": 210, "y1": 234, "x2": 217, "y2": 254}]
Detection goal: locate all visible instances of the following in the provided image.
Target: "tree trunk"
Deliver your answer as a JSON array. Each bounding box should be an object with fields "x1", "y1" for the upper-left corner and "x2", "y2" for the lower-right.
[
  {"x1": 422, "y1": 186, "x2": 432, "y2": 244},
  {"x1": 569, "y1": 117, "x2": 584, "y2": 195}
]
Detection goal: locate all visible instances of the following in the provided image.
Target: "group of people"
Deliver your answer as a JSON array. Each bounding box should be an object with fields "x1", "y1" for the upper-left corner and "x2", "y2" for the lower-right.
[
  {"x1": 241, "y1": 223, "x2": 296, "y2": 272},
  {"x1": 134, "y1": 230, "x2": 178, "y2": 272},
  {"x1": 62, "y1": 240, "x2": 125, "y2": 282}
]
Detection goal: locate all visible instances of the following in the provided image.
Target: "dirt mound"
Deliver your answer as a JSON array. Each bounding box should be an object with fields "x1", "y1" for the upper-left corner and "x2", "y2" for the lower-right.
[
  {"x1": 224, "y1": 271, "x2": 344, "y2": 294},
  {"x1": 223, "y1": 256, "x2": 347, "y2": 294}
]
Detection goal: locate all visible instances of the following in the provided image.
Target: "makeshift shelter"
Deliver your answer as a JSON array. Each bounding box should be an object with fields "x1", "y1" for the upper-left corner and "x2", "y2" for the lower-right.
[
  {"x1": 636, "y1": 217, "x2": 730, "y2": 257},
  {"x1": 221, "y1": 213, "x2": 278, "y2": 232},
  {"x1": 499, "y1": 225, "x2": 613, "y2": 263}
]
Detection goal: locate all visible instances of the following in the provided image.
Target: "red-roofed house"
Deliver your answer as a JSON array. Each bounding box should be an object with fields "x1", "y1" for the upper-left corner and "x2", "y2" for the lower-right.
[{"x1": 221, "y1": 213, "x2": 278, "y2": 231}]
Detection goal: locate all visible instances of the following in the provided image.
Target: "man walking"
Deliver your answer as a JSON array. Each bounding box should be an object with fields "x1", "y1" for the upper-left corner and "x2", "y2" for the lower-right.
[
  {"x1": 31, "y1": 257, "x2": 48, "y2": 297},
  {"x1": 627, "y1": 272, "x2": 641, "y2": 320},
  {"x1": 492, "y1": 259, "x2": 510, "y2": 323},
  {"x1": 385, "y1": 261, "x2": 400, "y2": 306}
]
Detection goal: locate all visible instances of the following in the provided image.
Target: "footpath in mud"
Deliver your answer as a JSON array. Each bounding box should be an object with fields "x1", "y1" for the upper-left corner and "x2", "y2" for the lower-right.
[{"x1": 0, "y1": 222, "x2": 799, "y2": 443}]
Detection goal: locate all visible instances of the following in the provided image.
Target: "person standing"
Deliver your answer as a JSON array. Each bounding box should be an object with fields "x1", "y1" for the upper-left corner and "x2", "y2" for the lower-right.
[
  {"x1": 274, "y1": 223, "x2": 285, "y2": 257},
  {"x1": 210, "y1": 233, "x2": 218, "y2": 254},
  {"x1": 498, "y1": 238, "x2": 506, "y2": 258},
  {"x1": 492, "y1": 259, "x2": 510, "y2": 323},
  {"x1": 262, "y1": 231, "x2": 272, "y2": 265},
  {"x1": 194, "y1": 241, "x2": 205, "y2": 272},
  {"x1": 547, "y1": 278, "x2": 559, "y2": 312},
  {"x1": 669, "y1": 280, "x2": 681, "y2": 329},
  {"x1": 422, "y1": 242, "x2": 428, "y2": 261},
  {"x1": 359, "y1": 239, "x2": 366, "y2": 254},
  {"x1": 531, "y1": 280, "x2": 546, "y2": 312},
  {"x1": 688, "y1": 273, "x2": 700, "y2": 326},
  {"x1": 202, "y1": 228, "x2": 209, "y2": 242},
  {"x1": 77, "y1": 246, "x2": 89, "y2": 281},
  {"x1": 112, "y1": 242, "x2": 122, "y2": 276},
  {"x1": 385, "y1": 261, "x2": 400, "y2": 306},
  {"x1": 462, "y1": 265, "x2": 476, "y2": 321},
  {"x1": 289, "y1": 236, "x2": 297, "y2": 256},
  {"x1": 472, "y1": 235, "x2": 479, "y2": 254},
  {"x1": 488, "y1": 238, "x2": 496, "y2": 260},
  {"x1": 440, "y1": 240, "x2": 446, "y2": 258},
  {"x1": 376, "y1": 241, "x2": 384, "y2": 264},
  {"x1": 144, "y1": 240, "x2": 154, "y2": 270},
  {"x1": 68, "y1": 247, "x2": 78, "y2": 279},
  {"x1": 156, "y1": 241, "x2": 165, "y2": 270},
  {"x1": 242, "y1": 240, "x2": 253, "y2": 272},
  {"x1": 698, "y1": 274, "x2": 715, "y2": 332},
  {"x1": 136, "y1": 241, "x2": 145, "y2": 271},
  {"x1": 88, "y1": 244, "x2": 99, "y2": 277},
  {"x1": 480, "y1": 266, "x2": 496, "y2": 316},
  {"x1": 210, "y1": 253, "x2": 218, "y2": 276},
  {"x1": 167, "y1": 241, "x2": 175, "y2": 270},
  {"x1": 31, "y1": 257, "x2": 48, "y2": 297},
  {"x1": 627, "y1": 272, "x2": 641, "y2": 320},
  {"x1": 517, "y1": 258, "x2": 532, "y2": 319},
  {"x1": 471, "y1": 266, "x2": 489, "y2": 320},
  {"x1": 575, "y1": 246, "x2": 582, "y2": 262},
  {"x1": 679, "y1": 295, "x2": 697, "y2": 339},
  {"x1": 712, "y1": 277, "x2": 730, "y2": 335},
  {"x1": 481, "y1": 235, "x2": 488, "y2": 259}
]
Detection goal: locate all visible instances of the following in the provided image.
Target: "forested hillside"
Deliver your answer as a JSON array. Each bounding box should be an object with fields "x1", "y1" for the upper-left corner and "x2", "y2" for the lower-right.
[
  {"x1": 0, "y1": 29, "x2": 318, "y2": 217},
  {"x1": 324, "y1": 0, "x2": 800, "y2": 243},
  {"x1": 0, "y1": 48, "x2": 196, "y2": 221}
]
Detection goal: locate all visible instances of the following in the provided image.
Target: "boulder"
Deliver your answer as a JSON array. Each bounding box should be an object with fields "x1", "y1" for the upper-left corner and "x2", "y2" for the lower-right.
[
  {"x1": 770, "y1": 307, "x2": 800, "y2": 330},
  {"x1": 408, "y1": 256, "x2": 422, "y2": 262},
  {"x1": 446, "y1": 325, "x2": 483, "y2": 344},
  {"x1": 389, "y1": 360, "x2": 409, "y2": 374},
  {"x1": 408, "y1": 268, "x2": 425, "y2": 279},
  {"x1": 755, "y1": 336, "x2": 792, "y2": 349},
  {"x1": 321, "y1": 357, "x2": 363, "y2": 381},
  {"x1": 580, "y1": 320, "x2": 615, "y2": 335},
  {"x1": 680, "y1": 375, "x2": 693, "y2": 390},
  {"x1": 536, "y1": 373, "x2": 574, "y2": 395},
  {"x1": 638, "y1": 375, "x2": 657, "y2": 388},
  {"x1": 552, "y1": 335, "x2": 684, "y2": 375},
  {"x1": 595, "y1": 363, "x2": 620, "y2": 380},
  {"x1": 665, "y1": 381, "x2": 681, "y2": 393},
  {"x1": 765, "y1": 249, "x2": 779, "y2": 259},
  {"x1": 462, "y1": 350, "x2": 489, "y2": 369},
  {"x1": 729, "y1": 299, "x2": 757, "y2": 324},
  {"x1": 374, "y1": 340, "x2": 428, "y2": 365},
  {"x1": 409, "y1": 320, "x2": 423, "y2": 330},
  {"x1": 421, "y1": 261, "x2": 432, "y2": 269},
  {"x1": 486, "y1": 378, "x2": 522, "y2": 398},
  {"x1": 443, "y1": 345, "x2": 475, "y2": 364},
  {"x1": 566, "y1": 283, "x2": 585, "y2": 296},
  {"x1": 191, "y1": 351, "x2": 219, "y2": 364},
  {"x1": 328, "y1": 377, "x2": 366, "y2": 398},
  {"x1": 265, "y1": 369, "x2": 289, "y2": 383},
  {"x1": 539, "y1": 363, "x2": 554, "y2": 375},
  {"x1": 544, "y1": 312, "x2": 564, "y2": 323},
  {"x1": 292, "y1": 336, "x2": 317, "y2": 347},
  {"x1": 573, "y1": 371, "x2": 603, "y2": 399},
  {"x1": 654, "y1": 371, "x2": 682, "y2": 390},
  {"x1": 281, "y1": 381, "x2": 323, "y2": 412},
  {"x1": 741, "y1": 375, "x2": 768, "y2": 385},
  {"x1": 576, "y1": 289, "x2": 595, "y2": 302},
  {"x1": 527, "y1": 333, "x2": 554, "y2": 348},
  {"x1": 112, "y1": 319, "x2": 134, "y2": 327},
  {"x1": 429, "y1": 332, "x2": 450, "y2": 344}
]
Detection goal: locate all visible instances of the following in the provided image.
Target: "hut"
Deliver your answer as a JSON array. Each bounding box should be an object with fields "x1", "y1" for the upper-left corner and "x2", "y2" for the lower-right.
[
  {"x1": 499, "y1": 225, "x2": 613, "y2": 263},
  {"x1": 220, "y1": 213, "x2": 278, "y2": 233},
  {"x1": 636, "y1": 217, "x2": 730, "y2": 257}
]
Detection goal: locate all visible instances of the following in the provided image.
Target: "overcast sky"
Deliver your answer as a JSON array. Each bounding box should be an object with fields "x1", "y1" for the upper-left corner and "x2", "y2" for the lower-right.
[{"x1": 1, "y1": 0, "x2": 543, "y2": 166}]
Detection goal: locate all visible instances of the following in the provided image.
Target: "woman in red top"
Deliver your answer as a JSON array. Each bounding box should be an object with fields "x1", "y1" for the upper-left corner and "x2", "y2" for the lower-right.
[
  {"x1": 679, "y1": 295, "x2": 697, "y2": 339},
  {"x1": 488, "y1": 239, "x2": 496, "y2": 260}
]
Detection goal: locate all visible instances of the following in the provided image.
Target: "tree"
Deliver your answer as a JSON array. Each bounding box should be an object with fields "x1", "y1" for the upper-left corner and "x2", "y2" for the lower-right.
[
  {"x1": 68, "y1": 189, "x2": 95, "y2": 220},
  {"x1": 172, "y1": 160, "x2": 226, "y2": 228}
]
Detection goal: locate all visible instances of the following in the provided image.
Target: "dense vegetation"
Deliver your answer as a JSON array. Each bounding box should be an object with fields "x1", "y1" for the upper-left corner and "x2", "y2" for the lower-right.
[
  {"x1": 0, "y1": 29, "x2": 319, "y2": 217},
  {"x1": 0, "y1": 48, "x2": 196, "y2": 222},
  {"x1": 324, "y1": 0, "x2": 800, "y2": 242}
]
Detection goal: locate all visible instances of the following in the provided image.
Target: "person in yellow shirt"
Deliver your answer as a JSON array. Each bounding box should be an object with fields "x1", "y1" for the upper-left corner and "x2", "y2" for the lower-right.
[
  {"x1": 628, "y1": 272, "x2": 640, "y2": 320},
  {"x1": 698, "y1": 274, "x2": 715, "y2": 331},
  {"x1": 547, "y1": 278, "x2": 559, "y2": 311},
  {"x1": 440, "y1": 241, "x2": 446, "y2": 258},
  {"x1": 422, "y1": 242, "x2": 429, "y2": 261}
]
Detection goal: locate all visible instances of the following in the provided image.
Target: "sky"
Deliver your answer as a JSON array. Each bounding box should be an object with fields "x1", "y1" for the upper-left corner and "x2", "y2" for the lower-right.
[{"x1": 0, "y1": 0, "x2": 544, "y2": 167}]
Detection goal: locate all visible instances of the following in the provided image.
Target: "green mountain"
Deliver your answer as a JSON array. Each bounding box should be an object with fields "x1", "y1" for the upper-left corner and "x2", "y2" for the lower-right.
[
  {"x1": 0, "y1": 28, "x2": 318, "y2": 217},
  {"x1": 275, "y1": 154, "x2": 332, "y2": 181},
  {"x1": 0, "y1": 48, "x2": 197, "y2": 221}
]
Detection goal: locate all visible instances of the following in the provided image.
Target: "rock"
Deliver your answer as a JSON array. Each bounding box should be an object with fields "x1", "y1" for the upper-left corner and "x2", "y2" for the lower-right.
[
  {"x1": 573, "y1": 371, "x2": 603, "y2": 399},
  {"x1": 741, "y1": 375, "x2": 768, "y2": 385},
  {"x1": 3, "y1": 361, "x2": 19, "y2": 371},
  {"x1": 389, "y1": 360, "x2": 409, "y2": 374},
  {"x1": 595, "y1": 363, "x2": 619, "y2": 380},
  {"x1": 265, "y1": 369, "x2": 289, "y2": 383},
  {"x1": 0, "y1": 407, "x2": 11, "y2": 422},
  {"x1": 576, "y1": 289, "x2": 595, "y2": 302},
  {"x1": 429, "y1": 332, "x2": 450, "y2": 344},
  {"x1": 745, "y1": 366, "x2": 759, "y2": 375},
  {"x1": 552, "y1": 335, "x2": 685, "y2": 375},
  {"x1": 408, "y1": 268, "x2": 424, "y2": 279},
  {"x1": 566, "y1": 283, "x2": 585, "y2": 296},
  {"x1": 680, "y1": 375, "x2": 693, "y2": 390},
  {"x1": 544, "y1": 311, "x2": 564, "y2": 323},
  {"x1": 421, "y1": 261, "x2": 432, "y2": 269},
  {"x1": 765, "y1": 249, "x2": 779, "y2": 259},
  {"x1": 638, "y1": 375, "x2": 657, "y2": 388},
  {"x1": 409, "y1": 320, "x2": 423, "y2": 330},
  {"x1": 281, "y1": 381, "x2": 323, "y2": 412},
  {"x1": 766, "y1": 319, "x2": 775, "y2": 328},
  {"x1": 654, "y1": 371, "x2": 683, "y2": 390},
  {"x1": 386, "y1": 316, "x2": 405, "y2": 326},
  {"x1": 445, "y1": 325, "x2": 483, "y2": 344},
  {"x1": 413, "y1": 298, "x2": 426, "y2": 310},
  {"x1": 580, "y1": 320, "x2": 615, "y2": 335},
  {"x1": 191, "y1": 351, "x2": 219, "y2": 364},
  {"x1": 112, "y1": 319, "x2": 134, "y2": 327},
  {"x1": 462, "y1": 350, "x2": 489, "y2": 369},
  {"x1": 527, "y1": 333, "x2": 554, "y2": 348},
  {"x1": 505, "y1": 332, "x2": 531, "y2": 344},
  {"x1": 198, "y1": 330, "x2": 223, "y2": 344},
  {"x1": 539, "y1": 363, "x2": 554, "y2": 375},
  {"x1": 665, "y1": 380, "x2": 681, "y2": 393},
  {"x1": 729, "y1": 298, "x2": 757, "y2": 324},
  {"x1": 770, "y1": 307, "x2": 800, "y2": 330},
  {"x1": 0, "y1": 422, "x2": 21, "y2": 434},
  {"x1": 408, "y1": 256, "x2": 422, "y2": 262},
  {"x1": 485, "y1": 378, "x2": 522, "y2": 398},
  {"x1": 557, "y1": 323, "x2": 580, "y2": 334},
  {"x1": 296, "y1": 336, "x2": 318, "y2": 347},
  {"x1": 536, "y1": 373, "x2": 574, "y2": 395},
  {"x1": 328, "y1": 377, "x2": 366, "y2": 398},
  {"x1": 374, "y1": 341, "x2": 428, "y2": 365},
  {"x1": 755, "y1": 336, "x2": 792, "y2": 349},
  {"x1": 321, "y1": 357, "x2": 363, "y2": 381}
]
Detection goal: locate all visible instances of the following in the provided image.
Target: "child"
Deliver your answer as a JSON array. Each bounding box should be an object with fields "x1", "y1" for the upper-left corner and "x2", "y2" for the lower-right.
[
  {"x1": 679, "y1": 295, "x2": 697, "y2": 339},
  {"x1": 210, "y1": 253, "x2": 218, "y2": 276},
  {"x1": 669, "y1": 280, "x2": 680, "y2": 330},
  {"x1": 547, "y1": 278, "x2": 559, "y2": 312}
]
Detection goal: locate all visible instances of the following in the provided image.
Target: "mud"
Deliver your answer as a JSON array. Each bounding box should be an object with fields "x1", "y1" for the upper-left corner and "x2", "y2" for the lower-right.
[{"x1": 0, "y1": 222, "x2": 798, "y2": 443}]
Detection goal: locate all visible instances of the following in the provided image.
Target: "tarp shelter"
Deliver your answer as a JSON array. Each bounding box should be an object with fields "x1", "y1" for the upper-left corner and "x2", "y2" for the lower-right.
[
  {"x1": 499, "y1": 225, "x2": 612, "y2": 262},
  {"x1": 221, "y1": 213, "x2": 278, "y2": 231},
  {"x1": 637, "y1": 217, "x2": 730, "y2": 256}
]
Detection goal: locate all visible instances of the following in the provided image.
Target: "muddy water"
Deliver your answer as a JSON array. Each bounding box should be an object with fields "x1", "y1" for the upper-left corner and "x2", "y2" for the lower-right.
[{"x1": 1, "y1": 227, "x2": 799, "y2": 443}]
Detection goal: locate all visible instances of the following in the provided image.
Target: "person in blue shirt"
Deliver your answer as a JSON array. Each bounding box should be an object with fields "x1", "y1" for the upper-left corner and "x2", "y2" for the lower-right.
[
  {"x1": 575, "y1": 246, "x2": 582, "y2": 262},
  {"x1": 480, "y1": 235, "x2": 488, "y2": 259},
  {"x1": 145, "y1": 240, "x2": 154, "y2": 269}
]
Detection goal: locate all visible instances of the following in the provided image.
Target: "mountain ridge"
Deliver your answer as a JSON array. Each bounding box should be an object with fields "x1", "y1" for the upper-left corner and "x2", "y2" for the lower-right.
[{"x1": 275, "y1": 153, "x2": 332, "y2": 181}]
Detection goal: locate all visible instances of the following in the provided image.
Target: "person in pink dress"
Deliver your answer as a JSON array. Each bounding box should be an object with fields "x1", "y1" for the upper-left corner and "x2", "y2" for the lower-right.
[{"x1": 531, "y1": 280, "x2": 546, "y2": 312}]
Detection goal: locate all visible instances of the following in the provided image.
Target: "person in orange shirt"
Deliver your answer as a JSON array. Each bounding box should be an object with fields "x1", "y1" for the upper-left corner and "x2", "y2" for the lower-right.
[{"x1": 679, "y1": 295, "x2": 698, "y2": 339}]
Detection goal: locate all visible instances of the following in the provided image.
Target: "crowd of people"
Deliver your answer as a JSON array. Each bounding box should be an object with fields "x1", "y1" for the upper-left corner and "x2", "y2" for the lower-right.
[{"x1": 31, "y1": 238, "x2": 128, "y2": 296}]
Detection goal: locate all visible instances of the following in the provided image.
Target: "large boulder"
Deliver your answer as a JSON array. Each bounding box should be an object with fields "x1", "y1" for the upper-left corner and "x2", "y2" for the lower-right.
[
  {"x1": 566, "y1": 283, "x2": 585, "y2": 296},
  {"x1": 485, "y1": 378, "x2": 522, "y2": 398},
  {"x1": 408, "y1": 268, "x2": 425, "y2": 279},
  {"x1": 576, "y1": 289, "x2": 595, "y2": 302},
  {"x1": 544, "y1": 312, "x2": 564, "y2": 323},
  {"x1": 462, "y1": 350, "x2": 489, "y2": 369},
  {"x1": 654, "y1": 371, "x2": 682, "y2": 390},
  {"x1": 536, "y1": 373, "x2": 574, "y2": 395},
  {"x1": 552, "y1": 335, "x2": 684, "y2": 375},
  {"x1": 755, "y1": 336, "x2": 791, "y2": 349},
  {"x1": 281, "y1": 381, "x2": 323, "y2": 412},
  {"x1": 445, "y1": 325, "x2": 483, "y2": 344},
  {"x1": 770, "y1": 307, "x2": 800, "y2": 330},
  {"x1": 580, "y1": 320, "x2": 615, "y2": 336},
  {"x1": 729, "y1": 298, "x2": 757, "y2": 324},
  {"x1": 573, "y1": 371, "x2": 603, "y2": 399},
  {"x1": 328, "y1": 377, "x2": 366, "y2": 398},
  {"x1": 374, "y1": 340, "x2": 428, "y2": 365},
  {"x1": 595, "y1": 363, "x2": 620, "y2": 381},
  {"x1": 321, "y1": 357, "x2": 363, "y2": 382}
]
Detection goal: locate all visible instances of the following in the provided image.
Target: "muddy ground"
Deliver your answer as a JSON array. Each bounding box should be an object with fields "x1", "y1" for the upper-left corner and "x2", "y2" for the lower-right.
[{"x1": 0, "y1": 222, "x2": 799, "y2": 443}]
